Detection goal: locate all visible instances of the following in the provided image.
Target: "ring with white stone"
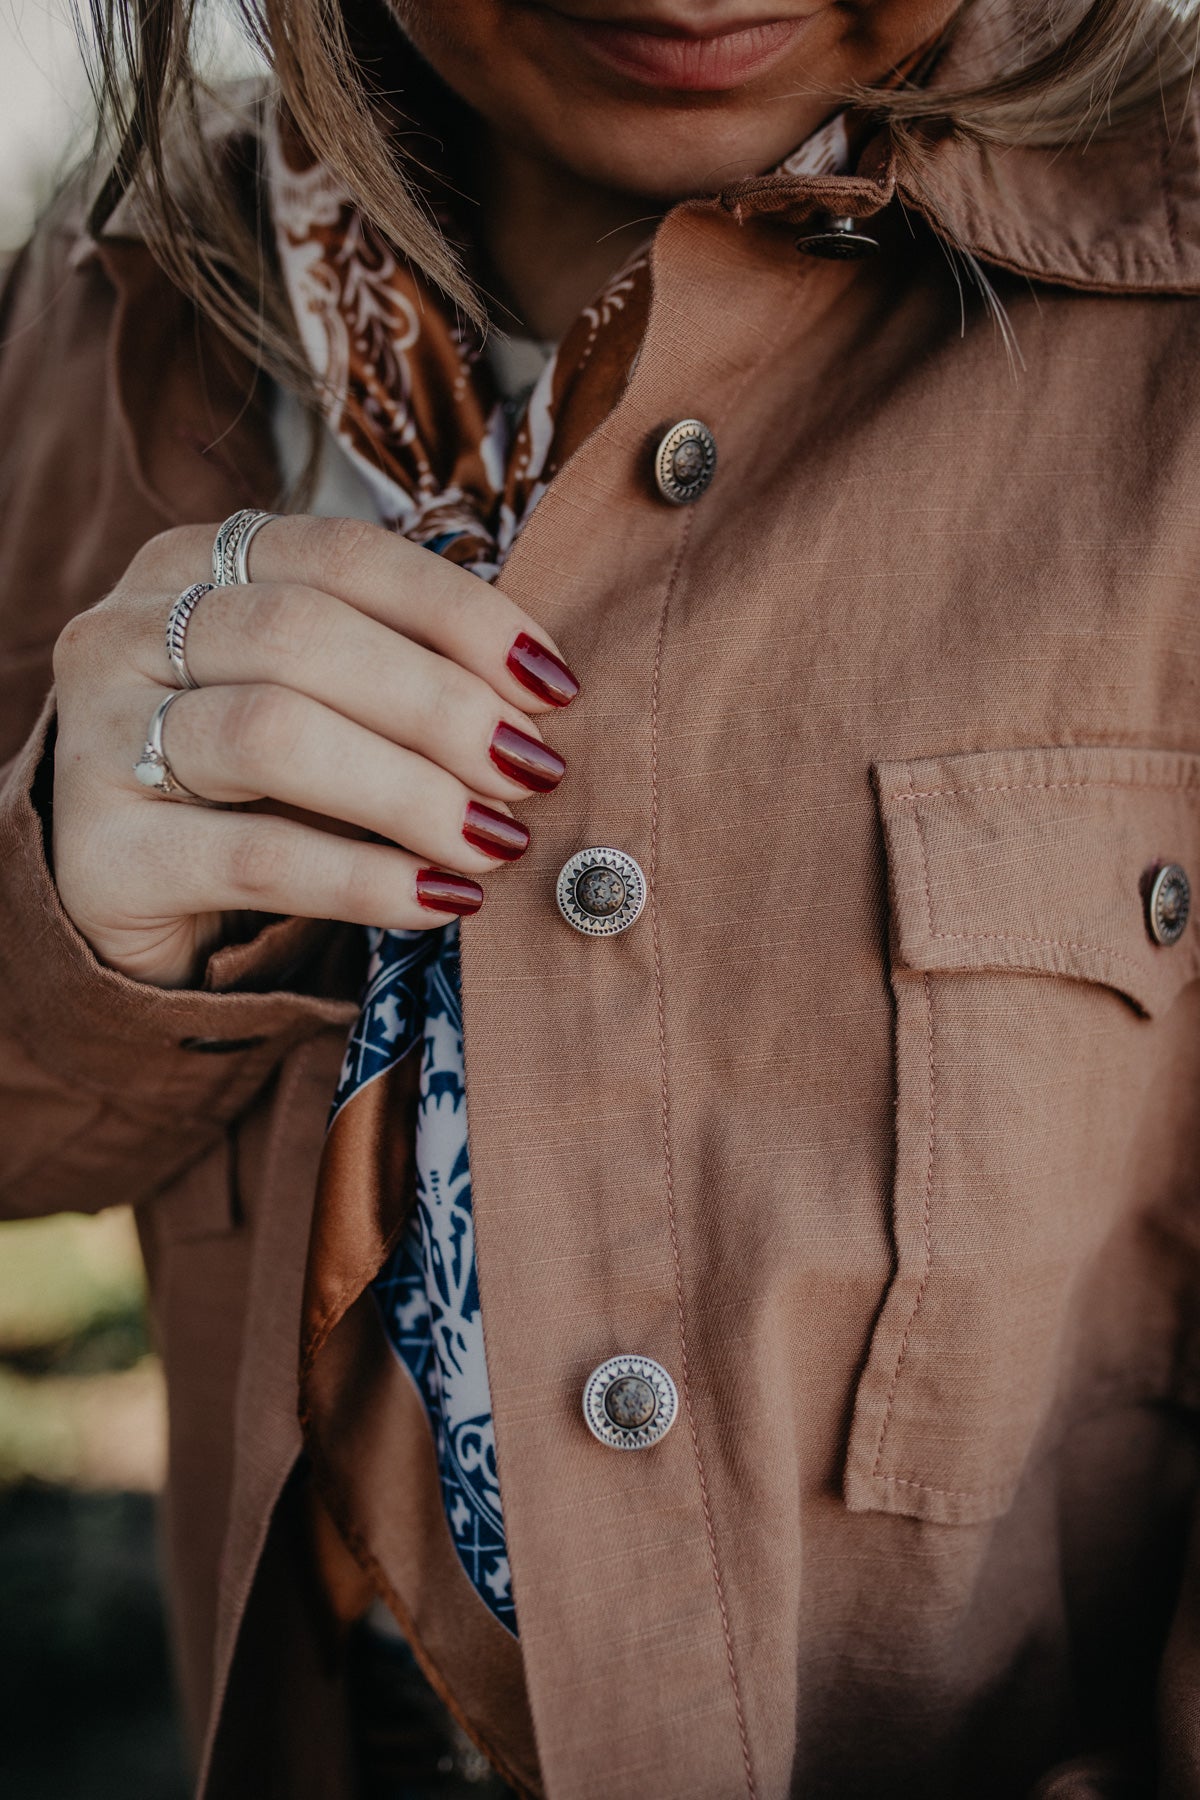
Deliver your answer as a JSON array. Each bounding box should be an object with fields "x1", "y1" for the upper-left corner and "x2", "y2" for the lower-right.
[
  {"x1": 132, "y1": 691, "x2": 222, "y2": 805},
  {"x1": 211, "y1": 509, "x2": 278, "y2": 586},
  {"x1": 165, "y1": 582, "x2": 214, "y2": 689}
]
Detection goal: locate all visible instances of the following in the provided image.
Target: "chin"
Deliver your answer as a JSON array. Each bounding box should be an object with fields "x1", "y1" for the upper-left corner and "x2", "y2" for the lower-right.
[
  {"x1": 492, "y1": 95, "x2": 834, "y2": 200},
  {"x1": 389, "y1": 0, "x2": 852, "y2": 199}
]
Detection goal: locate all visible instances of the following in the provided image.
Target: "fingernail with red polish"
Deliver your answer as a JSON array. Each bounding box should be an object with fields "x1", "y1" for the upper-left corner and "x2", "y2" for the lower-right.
[
  {"x1": 507, "y1": 632, "x2": 581, "y2": 707},
  {"x1": 462, "y1": 801, "x2": 530, "y2": 862},
  {"x1": 415, "y1": 868, "x2": 485, "y2": 915},
  {"x1": 489, "y1": 722, "x2": 565, "y2": 793}
]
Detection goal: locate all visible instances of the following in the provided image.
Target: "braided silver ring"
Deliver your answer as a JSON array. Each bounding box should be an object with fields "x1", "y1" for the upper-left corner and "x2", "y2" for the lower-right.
[
  {"x1": 132, "y1": 691, "x2": 223, "y2": 806},
  {"x1": 212, "y1": 509, "x2": 278, "y2": 586},
  {"x1": 165, "y1": 582, "x2": 214, "y2": 689}
]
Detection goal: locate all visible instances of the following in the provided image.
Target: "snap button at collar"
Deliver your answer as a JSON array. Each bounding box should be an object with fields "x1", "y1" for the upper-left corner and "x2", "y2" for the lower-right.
[{"x1": 795, "y1": 213, "x2": 881, "y2": 258}]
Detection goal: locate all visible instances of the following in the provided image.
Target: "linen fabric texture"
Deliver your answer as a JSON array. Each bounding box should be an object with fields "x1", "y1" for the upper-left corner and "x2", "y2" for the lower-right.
[{"x1": 4, "y1": 7, "x2": 1200, "y2": 1796}]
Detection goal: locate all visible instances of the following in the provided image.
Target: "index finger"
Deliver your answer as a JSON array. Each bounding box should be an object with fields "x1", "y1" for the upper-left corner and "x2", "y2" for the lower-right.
[{"x1": 220, "y1": 515, "x2": 580, "y2": 714}]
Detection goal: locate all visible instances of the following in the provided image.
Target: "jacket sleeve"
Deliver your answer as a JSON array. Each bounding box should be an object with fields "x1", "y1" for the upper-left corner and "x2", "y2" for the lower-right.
[
  {"x1": 0, "y1": 219, "x2": 355, "y2": 1222},
  {"x1": 0, "y1": 700, "x2": 355, "y2": 1221}
]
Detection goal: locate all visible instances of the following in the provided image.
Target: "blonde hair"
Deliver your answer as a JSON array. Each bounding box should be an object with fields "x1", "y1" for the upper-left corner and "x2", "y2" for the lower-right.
[{"x1": 77, "y1": 0, "x2": 1200, "y2": 389}]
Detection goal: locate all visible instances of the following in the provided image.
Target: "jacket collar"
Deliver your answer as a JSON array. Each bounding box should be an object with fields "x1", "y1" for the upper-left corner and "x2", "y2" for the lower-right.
[
  {"x1": 727, "y1": 0, "x2": 1200, "y2": 297},
  {"x1": 902, "y1": 101, "x2": 1200, "y2": 296},
  {"x1": 899, "y1": 0, "x2": 1200, "y2": 298}
]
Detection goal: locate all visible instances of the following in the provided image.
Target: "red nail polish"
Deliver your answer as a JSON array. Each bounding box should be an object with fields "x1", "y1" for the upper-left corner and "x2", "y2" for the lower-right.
[
  {"x1": 507, "y1": 632, "x2": 581, "y2": 707},
  {"x1": 462, "y1": 801, "x2": 530, "y2": 862},
  {"x1": 415, "y1": 869, "x2": 484, "y2": 915},
  {"x1": 489, "y1": 722, "x2": 565, "y2": 793}
]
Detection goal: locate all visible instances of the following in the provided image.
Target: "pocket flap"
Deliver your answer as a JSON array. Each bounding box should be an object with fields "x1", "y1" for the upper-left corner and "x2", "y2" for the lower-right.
[{"x1": 876, "y1": 746, "x2": 1200, "y2": 1018}]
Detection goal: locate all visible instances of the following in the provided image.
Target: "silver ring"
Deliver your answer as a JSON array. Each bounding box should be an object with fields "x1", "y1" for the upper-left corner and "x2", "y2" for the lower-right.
[
  {"x1": 165, "y1": 582, "x2": 214, "y2": 689},
  {"x1": 132, "y1": 691, "x2": 222, "y2": 805},
  {"x1": 212, "y1": 509, "x2": 278, "y2": 586}
]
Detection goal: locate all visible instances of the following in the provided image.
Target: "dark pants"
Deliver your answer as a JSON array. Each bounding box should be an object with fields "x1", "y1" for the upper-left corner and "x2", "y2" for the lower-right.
[{"x1": 348, "y1": 1626, "x2": 516, "y2": 1800}]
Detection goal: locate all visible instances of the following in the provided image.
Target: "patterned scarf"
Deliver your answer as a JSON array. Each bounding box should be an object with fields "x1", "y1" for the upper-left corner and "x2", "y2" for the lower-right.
[{"x1": 271, "y1": 104, "x2": 850, "y2": 1638}]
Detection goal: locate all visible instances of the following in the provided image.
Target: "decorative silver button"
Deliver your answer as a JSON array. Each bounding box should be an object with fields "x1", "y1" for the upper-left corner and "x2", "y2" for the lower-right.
[
  {"x1": 583, "y1": 1355, "x2": 678, "y2": 1450},
  {"x1": 654, "y1": 419, "x2": 717, "y2": 506},
  {"x1": 1148, "y1": 862, "x2": 1190, "y2": 945},
  {"x1": 794, "y1": 214, "x2": 880, "y2": 259},
  {"x1": 556, "y1": 847, "x2": 646, "y2": 936}
]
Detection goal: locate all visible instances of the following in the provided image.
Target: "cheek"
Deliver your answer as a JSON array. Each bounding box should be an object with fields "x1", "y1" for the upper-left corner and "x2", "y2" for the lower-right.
[{"x1": 383, "y1": 0, "x2": 516, "y2": 94}]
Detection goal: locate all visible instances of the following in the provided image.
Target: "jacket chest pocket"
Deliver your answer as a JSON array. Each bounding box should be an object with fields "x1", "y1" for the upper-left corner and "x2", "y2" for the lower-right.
[{"x1": 844, "y1": 745, "x2": 1200, "y2": 1526}]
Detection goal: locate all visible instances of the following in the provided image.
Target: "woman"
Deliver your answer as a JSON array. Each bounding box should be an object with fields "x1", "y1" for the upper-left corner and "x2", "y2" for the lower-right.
[{"x1": 2, "y1": 0, "x2": 1200, "y2": 1793}]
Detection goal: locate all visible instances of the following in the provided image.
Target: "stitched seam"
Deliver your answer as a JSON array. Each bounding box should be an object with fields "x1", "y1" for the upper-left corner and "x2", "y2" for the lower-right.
[
  {"x1": 650, "y1": 514, "x2": 756, "y2": 1800},
  {"x1": 916, "y1": 767, "x2": 935, "y2": 943},
  {"x1": 923, "y1": 928, "x2": 1143, "y2": 972},
  {"x1": 871, "y1": 837, "x2": 936, "y2": 1488},
  {"x1": 894, "y1": 775, "x2": 1200, "y2": 804},
  {"x1": 870, "y1": 969, "x2": 935, "y2": 1478},
  {"x1": 876, "y1": 1473, "x2": 1012, "y2": 1499}
]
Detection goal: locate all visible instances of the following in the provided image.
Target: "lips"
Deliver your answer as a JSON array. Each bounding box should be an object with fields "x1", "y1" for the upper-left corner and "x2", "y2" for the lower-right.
[{"x1": 544, "y1": 10, "x2": 814, "y2": 90}]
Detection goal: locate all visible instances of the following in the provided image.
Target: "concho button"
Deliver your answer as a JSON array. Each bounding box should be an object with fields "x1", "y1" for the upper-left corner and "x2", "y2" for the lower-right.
[
  {"x1": 654, "y1": 419, "x2": 717, "y2": 506},
  {"x1": 1148, "y1": 862, "x2": 1190, "y2": 945},
  {"x1": 556, "y1": 847, "x2": 646, "y2": 936},
  {"x1": 583, "y1": 1355, "x2": 678, "y2": 1450}
]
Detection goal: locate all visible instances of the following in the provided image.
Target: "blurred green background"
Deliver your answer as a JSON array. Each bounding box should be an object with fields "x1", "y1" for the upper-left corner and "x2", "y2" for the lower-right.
[{"x1": 0, "y1": 1211, "x2": 189, "y2": 1797}]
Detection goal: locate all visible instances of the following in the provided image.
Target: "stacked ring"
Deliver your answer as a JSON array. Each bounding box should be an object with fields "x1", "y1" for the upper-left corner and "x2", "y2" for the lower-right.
[
  {"x1": 165, "y1": 581, "x2": 214, "y2": 689},
  {"x1": 212, "y1": 509, "x2": 279, "y2": 586}
]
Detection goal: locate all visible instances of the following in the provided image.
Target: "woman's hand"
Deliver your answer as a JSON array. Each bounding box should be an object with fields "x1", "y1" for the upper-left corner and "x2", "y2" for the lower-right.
[{"x1": 50, "y1": 516, "x2": 579, "y2": 989}]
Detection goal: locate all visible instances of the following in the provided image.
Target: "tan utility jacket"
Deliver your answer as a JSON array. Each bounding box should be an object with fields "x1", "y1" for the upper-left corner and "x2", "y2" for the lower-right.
[{"x1": 4, "y1": 22, "x2": 1200, "y2": 1798}]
